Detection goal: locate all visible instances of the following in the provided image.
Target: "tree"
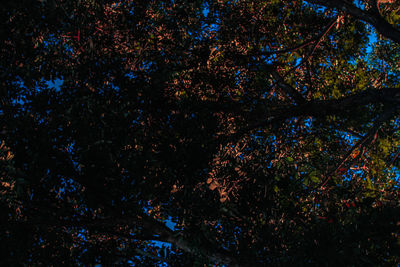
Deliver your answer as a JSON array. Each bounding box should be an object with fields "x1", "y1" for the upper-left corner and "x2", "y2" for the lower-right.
[{"x1": 1, "y1": 0, "x2": 400, "y2": 265}]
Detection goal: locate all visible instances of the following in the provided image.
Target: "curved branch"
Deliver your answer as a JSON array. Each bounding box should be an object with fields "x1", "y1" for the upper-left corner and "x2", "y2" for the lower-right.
[
  {"x1": 317, "y1": 105, "x2": 397, "y2": 189},
  {"x1": 307, "y1": 0, "x2": 400, "y2": 44},
  {"x1": 13, "y1": 214, "x2": 241, "y2": 267},
  {"x1": 219, "y1": 87, "x2": 400, "y2": 144},
  {"x1": 271, "y1": 70, "x2": 306, "y2": 104}
]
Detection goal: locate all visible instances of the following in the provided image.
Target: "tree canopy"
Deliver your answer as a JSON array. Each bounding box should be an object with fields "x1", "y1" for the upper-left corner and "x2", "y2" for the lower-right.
[{"x1": 1, "y1": 0, "x2": 400, "y2": 266}]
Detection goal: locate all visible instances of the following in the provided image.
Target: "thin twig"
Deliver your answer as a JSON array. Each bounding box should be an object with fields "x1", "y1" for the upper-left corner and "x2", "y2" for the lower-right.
[
  {"x1": 315, "y1": 107, "x2": 396, "y2": 190},
  {"x1": 283, "y1": 17, "x2": 338, "y2": 79}
]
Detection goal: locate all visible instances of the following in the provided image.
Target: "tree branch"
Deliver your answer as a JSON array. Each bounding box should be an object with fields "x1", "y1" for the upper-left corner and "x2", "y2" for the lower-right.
[
  {"x1": 271, "y1": 70, "x2": 307, "y2": 105},
  {"x1": 316, "y1": 105, "x2": 397, "y2": 189},
  {"x1": 9, "y1": 214, "x2": 241, "y2": 267},
  {"x1": 219, "y1": 87, "x2": 400, "y2": 144},
  {"x1": 307, "y1": 0, "x2": 400, "y2": 44}
]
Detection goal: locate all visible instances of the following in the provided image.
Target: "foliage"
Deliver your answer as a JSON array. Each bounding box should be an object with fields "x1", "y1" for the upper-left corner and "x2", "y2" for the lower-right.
[{"x1": 1, "y1": 0, "x2": 400, "y2": 266}]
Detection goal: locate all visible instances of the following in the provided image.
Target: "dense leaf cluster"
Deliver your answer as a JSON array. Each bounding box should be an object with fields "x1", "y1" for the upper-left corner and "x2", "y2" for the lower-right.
[{"x1": 1, "y1": 0, "x2": 400, "y2": 266}]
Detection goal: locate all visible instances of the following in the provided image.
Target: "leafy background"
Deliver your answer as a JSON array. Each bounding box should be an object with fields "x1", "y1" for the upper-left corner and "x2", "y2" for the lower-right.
[{"x1": 1, "y1": 0, "x2": 400, "y2": 266}]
